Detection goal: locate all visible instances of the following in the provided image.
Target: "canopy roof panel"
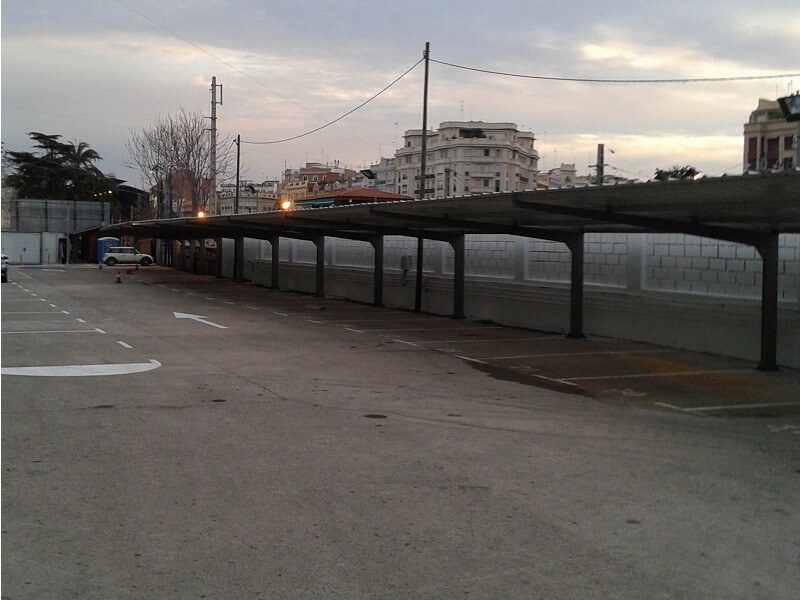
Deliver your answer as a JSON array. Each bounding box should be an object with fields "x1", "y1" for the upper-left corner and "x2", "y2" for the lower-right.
[{"x1": 101, "y1": 172, "x2": 800, "y2": 243}]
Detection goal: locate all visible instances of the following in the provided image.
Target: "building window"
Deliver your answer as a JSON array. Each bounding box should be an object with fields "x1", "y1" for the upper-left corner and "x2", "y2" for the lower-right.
[
  {"x1": 483, "y1": 149, "x2": 490, "y2": 156},
  {"x1": 495, "y1": 180, "x2": 500, "y2": 192},
  {"x1": 483, "y1": 179, "x2": 489, "y2": 186},
  {"x1": 786, "y1": 136, "x2": 795, "y2": 151}
]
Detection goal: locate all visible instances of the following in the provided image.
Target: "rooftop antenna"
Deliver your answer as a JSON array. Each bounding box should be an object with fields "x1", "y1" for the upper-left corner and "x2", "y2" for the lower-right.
[{"x1": 460, "y1": 100, "x2": 464, "y2": 119}]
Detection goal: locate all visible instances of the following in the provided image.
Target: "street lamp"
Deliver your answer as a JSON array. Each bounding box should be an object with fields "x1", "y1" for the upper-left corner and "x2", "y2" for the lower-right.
[{"x1": 360, "y1": 169, "x2": 377, "y2": 203}]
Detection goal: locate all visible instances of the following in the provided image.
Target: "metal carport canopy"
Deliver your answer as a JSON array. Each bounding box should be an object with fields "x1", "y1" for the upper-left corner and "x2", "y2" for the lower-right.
[{"x1": 102, "y1": 172, "x2": 800, "y2": 370}]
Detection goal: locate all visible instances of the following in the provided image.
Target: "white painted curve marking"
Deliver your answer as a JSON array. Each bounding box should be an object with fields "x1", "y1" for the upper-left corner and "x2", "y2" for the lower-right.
[{"x1": 1, "y1": 359, "x2": 161, "y2": 377}]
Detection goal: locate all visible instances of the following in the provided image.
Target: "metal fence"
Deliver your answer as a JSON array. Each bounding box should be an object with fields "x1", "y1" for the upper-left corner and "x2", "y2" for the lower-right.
[{"x1": 1, "y1": 199, "x2": 111, "y2": 233}]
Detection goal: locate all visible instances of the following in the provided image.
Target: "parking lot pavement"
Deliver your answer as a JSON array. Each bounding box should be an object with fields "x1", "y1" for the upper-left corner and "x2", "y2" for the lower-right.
[
  {"x1": 2, "y1": 264, "x2": 799, "y2": 599},
  {"x1": 117, "y1": 264, "x2": 800, "y2": 417}
]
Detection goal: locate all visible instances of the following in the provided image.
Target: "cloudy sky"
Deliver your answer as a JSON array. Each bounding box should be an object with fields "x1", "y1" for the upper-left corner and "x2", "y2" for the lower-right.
[{"x1": 2, "y1": 0, "x2": 798, "y2": 188}]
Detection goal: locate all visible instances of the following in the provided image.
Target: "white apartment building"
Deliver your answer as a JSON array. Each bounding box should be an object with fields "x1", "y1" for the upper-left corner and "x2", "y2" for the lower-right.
[
  {"x1": 743, "y1": 98, "x2": 796, "y2": 172},
  {"x1": 215, "y1": 180, "x2": 279, "y2": 215},
  {"x1": 390, "y1": 121, "x2": 539, "y2": 199},
  {"x1": 367, "y1": 157, "x2": 397, "y2": 194}
]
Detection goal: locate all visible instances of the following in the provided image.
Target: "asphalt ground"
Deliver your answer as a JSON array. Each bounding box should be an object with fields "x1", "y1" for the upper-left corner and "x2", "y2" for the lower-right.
[
  {"x1": 88, "y1": 264, "x2": 800, "y2": 417},
  {"x1": 2, "y1": 264, "x2": 799, "y2": 599}
]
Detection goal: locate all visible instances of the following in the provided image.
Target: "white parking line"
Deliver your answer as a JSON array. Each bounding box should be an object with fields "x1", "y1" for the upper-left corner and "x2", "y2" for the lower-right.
[
  {"x1": 31, "y1": 293, "x2": 38, "y2": 297},
  {"x1": 2, "y1": 329, "x2": 99, "y2": 335},
  {"x1": 62, "y1": 310, "x2": 70, "y2": 314},
  {"x1": 117, "y1": 341, "x2": 133, "y2": 349},
  {"x1": 76, "y1": 318, "x2": 87, "y2": 323},
  {"x1": 455, "y1": 355, "x2": 487, "y2": 364},
  {"x1": 272, "y1": 312, "x2": 288, "y2": 317},
  {"x1": 414, "y1": 335, "x2": 559, "y2": 344},
  {"x1": 49, "y1": 304, "x2": 57, "y2": 308},
  {"x1": 484, "y1": 349, "x2": 672, "y2": 361},
  {"x1": 393, "y1": 339, "x2": 419, "y2": 347},
  {"x1": 366, "y1": 326, "x2": 504, "y2": 332},
  {"x1": 560, "y1": 368, "x2": 753, "y2": 382},
  {"x1": 247, "y1": 306, "x2": 260, "y2": 310},
  {"x1": 94, "y1": 328, "x2": 106, "y2": 334},
  {"x1": 307, "y1": 319, "x2": 322, "y2": 324},
  {"x1": 204, "y1": 296, "x2": 214, "y2": 300},
  {"x1": 39, "y1": 298, "x2": 47, "y2": 302},
  {"x1": 686, "y1": 400, "x2": 800, "y2": 412},
  {"x1": 345, "y1": 328, "x2": 364, "y2": 333}
]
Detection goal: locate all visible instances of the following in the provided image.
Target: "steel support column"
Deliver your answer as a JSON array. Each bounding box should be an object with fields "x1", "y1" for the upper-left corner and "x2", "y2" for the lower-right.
[
  {"x1": 215, "y1": 237, "x2": 223, "y2": 278},
  {"x1": 756, "y1": 233, "x2": 779, "y2": 371},
  {"x1": 566, "y1": 234, "x2": 585, "y2": 339},
  {"x1": 414, "y1": 237, "x2": 424, "y2": 312},
  {"x1": 182, "y1": 240, "x2": 190, "y2": 272},
  {"x1": 198, "y1": 238, "x2": 207, "y2": 275},
  {"x1": 314, "y1": 236, "x2": 325, "y2": 298},
  {"x1": 269, "y1": 236, "x2": 280, "y2": 290},
  {"x1": 234, "y1": 236, "x2": 244, "y2": 283},
  {"x1": 451, "y1": 235, "x2": 465, "y2": 319},
  {"x1": 190, "y1": 240, "x2": 199, "y2": 273},
  {"x1": 371, "y1": 236, "x2": 384, "y2": 307}
]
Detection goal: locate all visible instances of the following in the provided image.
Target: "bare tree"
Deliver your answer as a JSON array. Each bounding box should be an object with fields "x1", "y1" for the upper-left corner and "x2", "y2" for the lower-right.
[{"x1": 126, "y1": 108, "x2": 235, "y2": 217}]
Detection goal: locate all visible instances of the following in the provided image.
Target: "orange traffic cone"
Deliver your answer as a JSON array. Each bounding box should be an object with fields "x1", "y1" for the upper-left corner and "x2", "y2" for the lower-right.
[{"x1": 115, "y1": 272, "x2": 122, "y2": 284}]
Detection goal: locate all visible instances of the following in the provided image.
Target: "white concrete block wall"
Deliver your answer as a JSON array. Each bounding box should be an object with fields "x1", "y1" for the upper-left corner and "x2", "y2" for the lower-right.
[
  {"x1": 383, "y1": 236, "x2": 440, "y2": 272},
  {"x1": 584, "y1": 233, "x2": 627, "y2": 288},
  {"x1": 333, "y1": 238, "x2": 373, "y2": 268},
  {"x1": 254, "y1": 232, "x2": 798, "y2": 305},
  {"x1": 293, "y1": 239, "x2": 317, "y2": 265},
  {"x1": 645, "y1": 233, "x2": 799, "y2": 302},
  {"x1": 460, "y1": 235, "x2": 516, "y2": 278},
  {"x1": 779, "y1": 234, "x2": 800, "y2": 303},
  {"x1": 526, "y1": 239, "x2": 570, "y2": 283}
]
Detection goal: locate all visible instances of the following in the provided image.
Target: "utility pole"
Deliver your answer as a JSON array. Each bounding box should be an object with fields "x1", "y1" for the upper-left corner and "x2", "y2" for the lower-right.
[
  {"x1": 210, "y1": 77, "x2": 222, "y2": 215},
  {"x1": 235, "y1": 134, "x2": 241, "y2": 214},
  {"x1": 415, "y1": 41, "x2": 430, "y2": 313},
  {"x1": 596, "y1": 143, "x2": 605, "y2": 186},
  {"x1": 419, "y1": 41, "x2": 430, "y2": 200}
]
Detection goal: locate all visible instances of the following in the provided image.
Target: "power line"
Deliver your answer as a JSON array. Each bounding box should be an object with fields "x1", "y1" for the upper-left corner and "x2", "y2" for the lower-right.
[
  {"x1": 430, "y1": 58, "x2": 800, "y2": 84},
  {"x1": 242, "y1": 58, "x2": 423, "y2": 145}
]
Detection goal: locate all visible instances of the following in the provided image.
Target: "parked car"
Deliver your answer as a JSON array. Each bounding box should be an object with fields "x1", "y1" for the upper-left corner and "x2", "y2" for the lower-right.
[
  {"x1": 103, "y1": 247, "x2": 153, "y2": 266},
  {"x1": 1, "y1": 254, "x2": 8, "y2": 283}
]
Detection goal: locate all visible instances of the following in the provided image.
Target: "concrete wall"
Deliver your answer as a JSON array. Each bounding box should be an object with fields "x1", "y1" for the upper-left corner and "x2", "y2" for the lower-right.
[
  {"x1": 1, "y1": 232, "x2": 68, "y2": 265},
  {"x1": 2, "y1": 199, "x2": 110, "y2": 233},
  {"x1": 232, "y1": 232, "x2": 799, "y2": 369}
]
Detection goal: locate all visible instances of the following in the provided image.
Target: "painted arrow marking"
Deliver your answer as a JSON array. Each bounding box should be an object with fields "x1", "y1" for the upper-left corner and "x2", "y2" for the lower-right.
[
  {"x1": 173, "y1": 312, "x2": 227, "y2": 329},
  {"x1": 1, "y1": 359, "x2": 161, "y2": 377}
]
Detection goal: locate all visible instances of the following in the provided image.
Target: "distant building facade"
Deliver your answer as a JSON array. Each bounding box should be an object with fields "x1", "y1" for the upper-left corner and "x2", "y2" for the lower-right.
[
  {"x1": 743, "y1": 98, "x2": 796, "y2": 172},
  {"x1": 388, "y1": 121, "x2": 539, "y2": 199},
  {"x1": 280, "y1": 162, "x2": 366, "y2": 201},
  {"x1": 215, "y1": 180, "x2": 279, "y2": 215}
]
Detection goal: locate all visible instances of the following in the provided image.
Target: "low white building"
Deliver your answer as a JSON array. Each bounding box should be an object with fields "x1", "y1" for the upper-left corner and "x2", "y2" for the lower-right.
[
  {"x1": 215, "y1": 180, "x2": 279, "y2": 215},
  {"x1": 384, "y1": 121, "x2": 538, "y2": 199}
]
